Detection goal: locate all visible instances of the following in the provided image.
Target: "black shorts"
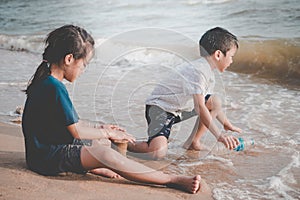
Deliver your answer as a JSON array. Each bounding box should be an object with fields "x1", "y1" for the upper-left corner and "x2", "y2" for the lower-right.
[
  {"x1": 58, "y1": 139, "x2": 92, "y2": 174},
  {"x1": 26, "y1": 137, "x2": 94, "y2": 176},
  {"x1": 145, "y1": 94, "x2": 211, "y2": 144}
]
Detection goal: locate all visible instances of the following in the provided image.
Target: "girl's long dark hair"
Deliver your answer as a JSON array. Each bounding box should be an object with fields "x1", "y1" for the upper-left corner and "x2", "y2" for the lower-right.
[{"x1": 25, "y1": 25, "x2": 94, "y2": 95}]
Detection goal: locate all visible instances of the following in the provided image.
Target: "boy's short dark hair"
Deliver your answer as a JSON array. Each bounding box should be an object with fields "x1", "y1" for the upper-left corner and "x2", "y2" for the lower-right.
[{"x1": 199, "y1": 27, "x2": 238, "y2": 57}]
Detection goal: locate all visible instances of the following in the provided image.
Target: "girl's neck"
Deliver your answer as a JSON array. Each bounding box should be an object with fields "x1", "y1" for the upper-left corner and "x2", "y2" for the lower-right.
[{"x1": 50, "y1": 64, "x2": 64, "y2": 81}]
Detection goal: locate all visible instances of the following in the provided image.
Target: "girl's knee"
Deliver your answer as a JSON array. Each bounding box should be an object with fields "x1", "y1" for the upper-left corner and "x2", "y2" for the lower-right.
[
  {"x1": 93, "y1": 138, "x2": 111, "y2": 147},
  {"x1": 84, "y1": 143, "x2": 121, "y2": 168}
]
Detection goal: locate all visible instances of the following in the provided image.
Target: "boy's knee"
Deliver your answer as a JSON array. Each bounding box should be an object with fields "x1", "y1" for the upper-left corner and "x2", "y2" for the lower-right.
[
  {"x1": 149, "y1": 148, "x2": 168, "y2": 160},
  {"x1": 148, "y1": 137, "x2": 168, "y2": 160},
  {"x1": 207, "y1": 95, "x2": 222, "y2": 110}
]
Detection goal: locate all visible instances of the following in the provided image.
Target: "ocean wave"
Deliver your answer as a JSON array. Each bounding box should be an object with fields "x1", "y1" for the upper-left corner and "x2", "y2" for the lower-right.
[
  {"x1": 230, "y1": 38, "x2": 300, "y2": 88},
  {"x1": 0, "y1": 82, "x2": 27, "y2": 86},
  {"x1": 0, "y1": 34, "x2": 44, "y2": 53},
  {"x1": 259, "y1": 152, "x2": 300, "y2": 200},
  {"x1": 183, "y1": 0, "x2": 235, "y2": 5},
  {"x1": 0, "y1": 34, "x2": 108, "y2": 53},
  {"x1": 227, "y1": 9, "x2": 260, "y2": 17},
  {"x1": 1, "y1": 33, "x2": 299, "y2": 88}
]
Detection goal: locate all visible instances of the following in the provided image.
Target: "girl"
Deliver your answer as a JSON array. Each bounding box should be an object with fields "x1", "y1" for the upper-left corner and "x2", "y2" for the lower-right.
[{"x1": 22, "y1": 25, "x2": 201, "y2": 194}]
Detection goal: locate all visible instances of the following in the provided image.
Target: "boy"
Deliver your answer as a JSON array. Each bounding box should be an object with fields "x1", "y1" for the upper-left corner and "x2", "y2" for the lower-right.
[{"x1": 128, "y1": 27, "x2": 242, "y2": 159}]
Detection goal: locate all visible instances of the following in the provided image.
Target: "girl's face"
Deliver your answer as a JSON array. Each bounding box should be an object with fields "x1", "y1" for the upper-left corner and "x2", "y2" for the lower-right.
[
  {"x1": 216, "y1": 45, "x2": 237, "y2": 72},
  {"x1": 63, "y1": 51, "x2": 93, "y2": 82},
  {"x1": 66, "y1": 58, "x2": 86, "y2": 82}
]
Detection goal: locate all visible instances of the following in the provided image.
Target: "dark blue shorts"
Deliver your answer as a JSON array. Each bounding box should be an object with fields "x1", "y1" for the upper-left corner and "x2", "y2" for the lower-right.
[
  {"x1": 58, "y1": 139, "x2": 92, "y2": 174},
  {"x1": 27, "y1": 138, "x2": 92, "y2": 176},
  {"x1": 145, "y1": 94, "x2": 211, "y2": 144}
]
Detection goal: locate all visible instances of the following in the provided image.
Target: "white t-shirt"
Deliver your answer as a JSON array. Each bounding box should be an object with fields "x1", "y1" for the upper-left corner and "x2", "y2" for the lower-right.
[{"x1": 145, "y1": 57, "x2": 215, "y2": 116}]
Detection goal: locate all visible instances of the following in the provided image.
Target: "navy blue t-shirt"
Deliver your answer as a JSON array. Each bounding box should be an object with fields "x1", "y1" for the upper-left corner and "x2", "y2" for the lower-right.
[{"x1": 22, "y1": 75, "x2": 79, "y2": 173}]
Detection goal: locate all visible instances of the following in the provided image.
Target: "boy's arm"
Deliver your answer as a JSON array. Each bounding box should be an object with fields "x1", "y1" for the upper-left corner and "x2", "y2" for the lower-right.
[
  {"x1": 214, "y1": 108, "x2": 242, "y2": 133},
  {"x1": 193, "y1": 94, "x2": 239, "y2": 149}
]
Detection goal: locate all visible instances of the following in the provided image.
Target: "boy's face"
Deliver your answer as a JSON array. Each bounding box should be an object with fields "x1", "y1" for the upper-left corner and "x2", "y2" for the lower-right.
[{"x1": 216, "y1": 45, "x2": 237, "y2": 72}]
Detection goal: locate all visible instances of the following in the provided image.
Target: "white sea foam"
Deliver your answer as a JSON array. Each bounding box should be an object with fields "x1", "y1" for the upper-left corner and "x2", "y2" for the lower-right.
[
  {"x1": 184, "y1": 0, "x2": 235, "y2": 6},
  {"x1": 0, "y1": 34, "x2": 43, "y2": 53},
  {"x1": 213, "y1": 182, "x2": 255, "y2": 200},
  {"x1": 178, "y1": 160, "x2": 204, "y2": 167},
  {"x1": 0, "y1": 34, "x2": 108, "y2": 55},
  {"x1": 277, "y1": 152, "x2": 300, "y2": 184},
  {"x1": 213, "y1": 178, "x2": 300, "y2": 200},
  {"x1": 263, "y1": 176, "x2": 299, "y2": 200},
  {"x1": 205, "y1": 155, "x2": 234, "y2": 167},
  {"x1": 0, "y1": 82, "x2": 27, "y2": 86},
  {"x1": 245, "y1": 151, "x2": 300, "y2": 200}
]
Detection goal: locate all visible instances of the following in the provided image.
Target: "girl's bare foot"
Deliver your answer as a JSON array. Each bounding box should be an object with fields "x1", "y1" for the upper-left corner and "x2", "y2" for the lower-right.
[
  {"x1": 167, "y1": 175, "x2": 201, "y2": 194},
  {"x1": 90, "y1": 168, "x2": 122, "y2": 179}
]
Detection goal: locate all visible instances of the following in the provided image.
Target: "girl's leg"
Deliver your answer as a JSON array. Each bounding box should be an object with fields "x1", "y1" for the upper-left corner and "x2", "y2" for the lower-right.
[
  {"x1": 80, "y1": 141, "x2": 201, "y2": 194},
  {"x1": 87, "y1": 139, "x2": 122, "y2": 178}
]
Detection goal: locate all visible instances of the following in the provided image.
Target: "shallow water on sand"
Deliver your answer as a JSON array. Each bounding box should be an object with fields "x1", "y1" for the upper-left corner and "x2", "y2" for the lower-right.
[{"x1": 1, "y1": 49, "x2": 299, "y2": 199}]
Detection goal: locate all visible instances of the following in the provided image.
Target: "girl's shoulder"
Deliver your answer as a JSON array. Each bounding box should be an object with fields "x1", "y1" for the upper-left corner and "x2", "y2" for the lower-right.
[
  {"x1": 44, "y1": 76, "x2": 64, "y2": 87},
  {"x1": 43, "y1": 76, "x2": 67, "y2": 94}
]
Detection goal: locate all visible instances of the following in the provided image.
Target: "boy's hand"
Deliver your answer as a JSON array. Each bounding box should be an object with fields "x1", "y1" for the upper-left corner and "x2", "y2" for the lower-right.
[
  {"x1": 218, "y1": 135, "x2": 240, "y2": 150},
  {"x1": 224, "y1": 123, "x2": 242, "y2": 133}
]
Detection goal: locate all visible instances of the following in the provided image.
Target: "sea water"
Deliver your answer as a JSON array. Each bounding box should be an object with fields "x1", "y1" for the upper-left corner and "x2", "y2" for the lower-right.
[{"x1": 0, "y1": 0, "x2": 300, "y2": 199}]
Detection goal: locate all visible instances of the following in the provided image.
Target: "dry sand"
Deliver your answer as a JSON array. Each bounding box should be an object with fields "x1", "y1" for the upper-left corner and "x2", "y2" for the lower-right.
[{"x1": 0, "y1": 122, "x2": 213, "y2": 200}]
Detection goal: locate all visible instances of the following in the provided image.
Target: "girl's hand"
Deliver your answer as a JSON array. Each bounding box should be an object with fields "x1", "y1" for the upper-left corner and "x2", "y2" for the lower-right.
[
  {"x1": 218, "y1": 135, "x2": 240, "y2": 150},
  {"x1": 99, "y1": 124, "x2": 126, "y2": 132},
  {"x1": 104, "y1": 127, "x2": 136, "y2": 144},
  {"x1": 108, "y1": 130, "x2": 136, "y2": 144}
]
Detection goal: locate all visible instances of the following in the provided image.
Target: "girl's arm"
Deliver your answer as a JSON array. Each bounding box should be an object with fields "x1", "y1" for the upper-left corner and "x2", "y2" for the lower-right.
[{"x1": 67, "y1": 121, "x2": 136, "y2": 143}]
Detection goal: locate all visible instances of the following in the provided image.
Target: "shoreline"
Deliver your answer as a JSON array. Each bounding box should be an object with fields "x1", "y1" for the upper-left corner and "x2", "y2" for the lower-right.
[{"x1": 0, "y1": 122, "x2": 213, "y2": 200}]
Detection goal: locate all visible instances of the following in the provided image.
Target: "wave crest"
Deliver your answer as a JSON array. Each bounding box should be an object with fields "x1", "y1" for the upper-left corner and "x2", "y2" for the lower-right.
[
  {"x1": 0, "y1": 34, "x2": 43, "y2": 53},
  {"x1": 1, "y1": 33, "x2": 299, "y2": 88},
  {"x1": 230, "y1": 39, "x2": 300, "y2": 88}
]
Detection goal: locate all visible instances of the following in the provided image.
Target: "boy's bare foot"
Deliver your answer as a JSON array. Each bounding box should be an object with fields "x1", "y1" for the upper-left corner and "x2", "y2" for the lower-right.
[
  {"x1": 90, "y1": 168, "x2": 122, "y2": 179},
  {"x1": 183, "y1": 141, "x2": 208, "y2": 151},
  {"x1": 168, "y1": 175, "x2": 201, "y2": 194}
]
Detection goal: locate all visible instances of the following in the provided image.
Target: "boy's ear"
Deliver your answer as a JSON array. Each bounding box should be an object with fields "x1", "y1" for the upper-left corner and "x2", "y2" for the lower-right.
[
  {"x1": 214, "y1": 50, "x2": 222, "y2": 61},
  {"x1": 64, "y1": 54, "x2": 74, "y2": 65}
]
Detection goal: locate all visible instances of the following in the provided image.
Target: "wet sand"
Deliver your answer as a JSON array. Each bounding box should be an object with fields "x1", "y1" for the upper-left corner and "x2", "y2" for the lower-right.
[{"x1": 0, "y1": 122, "x2": 213, "y2": 200}]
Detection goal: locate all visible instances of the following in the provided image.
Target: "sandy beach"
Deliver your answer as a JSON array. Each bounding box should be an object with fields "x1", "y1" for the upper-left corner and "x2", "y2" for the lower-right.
[{"x1": 0, "y1": 122, "x2": 213, "y2": 200}]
